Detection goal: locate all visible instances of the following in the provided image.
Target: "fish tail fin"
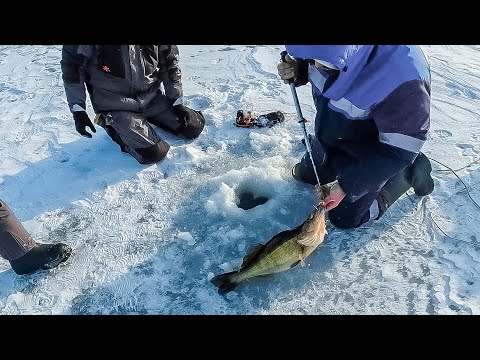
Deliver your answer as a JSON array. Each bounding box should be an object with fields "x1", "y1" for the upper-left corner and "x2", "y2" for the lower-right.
[{"x1": 210, "y1": 272, "x2": 238, "y2": 295}]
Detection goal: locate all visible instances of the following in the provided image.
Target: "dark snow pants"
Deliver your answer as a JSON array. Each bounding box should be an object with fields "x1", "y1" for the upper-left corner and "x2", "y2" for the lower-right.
[
  {"x1": 295, "y1": 145, "x2": 381, "y2": 229},
  {"x1": 0, "y1": 199, "x2": 36, "y2": 261},
  {"x1": 96, "y1": 94, "x2": 204, "y2": 165}
]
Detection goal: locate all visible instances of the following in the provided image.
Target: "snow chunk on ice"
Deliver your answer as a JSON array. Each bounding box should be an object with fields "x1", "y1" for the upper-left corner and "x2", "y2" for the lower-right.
[{"x1": 177, "y1": 231, "x2": 196, "y2": 245}]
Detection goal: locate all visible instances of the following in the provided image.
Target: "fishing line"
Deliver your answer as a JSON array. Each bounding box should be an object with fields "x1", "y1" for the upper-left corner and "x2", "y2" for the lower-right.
[
  {"x1": 428, "y1": 156, "x2": 480, "y2": 210},
  {"x1": 434, "y1": 156, "x2": 480, "y2": 172},
  {"x1": 425, "y1": 155, "x2": 480, "y2": 249},
  {"x1": 427, "y1": 202, "x2": 480, "y2": 250}
]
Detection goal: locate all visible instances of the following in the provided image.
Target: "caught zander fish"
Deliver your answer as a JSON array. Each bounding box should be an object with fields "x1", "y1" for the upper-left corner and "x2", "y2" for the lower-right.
[{"x1": 210, "y1": 185, "x2": 327, "y2": 295}]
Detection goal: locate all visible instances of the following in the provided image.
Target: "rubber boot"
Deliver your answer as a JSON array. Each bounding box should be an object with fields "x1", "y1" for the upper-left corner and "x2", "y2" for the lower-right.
[
  {"x1": 292, "y1": 156, "x2": 317, "y2": 185},
  {"x1": 291, "y1": 136, "x2": 327, "y2": 185},
  {"x1": 377, "y1": 152, "x2": 434, "y2": 218},
  {"x1": 410, "y1": 152, "x2": 435, "y2": 196}
]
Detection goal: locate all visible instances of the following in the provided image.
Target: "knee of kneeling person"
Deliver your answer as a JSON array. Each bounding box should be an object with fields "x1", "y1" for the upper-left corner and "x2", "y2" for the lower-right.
[
  {"x1": 328, "y1": 211, "x2": 369, "y2": 229},
  {"x1": 0, "y1": 200, "x2": 11, "y2": 220},
  {"x1": 134, "y1": 140, "x2": 170, "y2": 165},
  {"x1": 328, "y1": 215, "x2": 358, "y2": 229}
]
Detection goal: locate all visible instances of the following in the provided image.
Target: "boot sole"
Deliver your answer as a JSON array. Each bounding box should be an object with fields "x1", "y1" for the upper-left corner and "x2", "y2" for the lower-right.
[
  {"x1": 292, "y1": 163, "x2": 301, "y2": 181},
  {"x1": 292, "y1": 163, "x2": 311, "y2": 184}
]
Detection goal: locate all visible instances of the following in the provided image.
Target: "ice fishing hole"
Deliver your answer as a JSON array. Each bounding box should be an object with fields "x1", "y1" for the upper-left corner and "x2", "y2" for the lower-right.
[{"x1": 235, "y1": 190, "x2": 269, "y2": 210}]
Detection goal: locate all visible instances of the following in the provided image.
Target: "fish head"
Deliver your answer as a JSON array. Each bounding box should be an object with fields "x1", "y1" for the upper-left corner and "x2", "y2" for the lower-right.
[
  {"x1": 302, "y1": 204, "x2": 326, "y2": 236},
  {"x1": 295, "y1": 184, "x2": 328, "y2": 250},
  {"x1": 304, "y1": 184, "x2": 327, "y2": 237}
]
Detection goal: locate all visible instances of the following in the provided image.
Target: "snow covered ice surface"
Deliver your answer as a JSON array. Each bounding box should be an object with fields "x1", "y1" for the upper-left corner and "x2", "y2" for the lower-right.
[{"x1": 0, "y1": 45, "x2": 479, "y2": 315}]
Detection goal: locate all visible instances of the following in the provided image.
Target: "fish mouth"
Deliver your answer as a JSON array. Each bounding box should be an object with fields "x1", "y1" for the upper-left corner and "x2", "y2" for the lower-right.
[{"x1": 297, "y1": 206, "x2": 327, "y2": 247}]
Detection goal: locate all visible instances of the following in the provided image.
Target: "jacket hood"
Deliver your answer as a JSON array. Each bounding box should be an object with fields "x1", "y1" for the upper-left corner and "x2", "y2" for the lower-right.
[{"x1": 285, "y1": 45, "x2": 375, "y2": 100}]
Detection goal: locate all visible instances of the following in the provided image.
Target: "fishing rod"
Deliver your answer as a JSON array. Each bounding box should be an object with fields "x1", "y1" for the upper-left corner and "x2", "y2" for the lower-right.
[{"x1": 281, "y1": 50, "x2": 322, "y2": 189}]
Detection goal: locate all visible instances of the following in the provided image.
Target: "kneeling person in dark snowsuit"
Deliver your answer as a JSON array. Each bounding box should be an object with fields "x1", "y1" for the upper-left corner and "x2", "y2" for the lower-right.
[
  {"x1": 61, "y1": 45, "x2": 205, "y2": 165},
  {"x1": 278, "y1": 45, "x2": 434, "y2": 229},
  {"x1": 0, "y1": 200, "x2": 71, "y2": 275}
]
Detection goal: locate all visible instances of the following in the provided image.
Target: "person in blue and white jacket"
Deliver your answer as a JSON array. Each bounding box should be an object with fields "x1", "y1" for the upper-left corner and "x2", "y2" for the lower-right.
[{"x1": 278, "y1": 45, "x2": 434, "y2": 229}]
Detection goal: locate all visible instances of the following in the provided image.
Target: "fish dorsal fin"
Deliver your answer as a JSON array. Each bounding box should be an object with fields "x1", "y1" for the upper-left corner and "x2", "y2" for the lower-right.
[{"x1": 240, "y1": 244, "x2": 265, "y2": 269}]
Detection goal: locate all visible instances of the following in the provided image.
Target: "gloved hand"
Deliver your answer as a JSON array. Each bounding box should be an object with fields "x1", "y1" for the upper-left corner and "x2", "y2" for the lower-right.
[
  {"x1": 173, "y1": 104, "x2": 205, "y2": 139},
  {"x1": 173, "y1": 104, "x2": 190, "y2": 127},
  {"x1": 73, "y1": 111, "x2": 96, "y2": 138},
  {"x1": 322, "y1": 180, "x2": 346, "y2": 211},
  {"x1": 277, "y1": 53, "x2": 299, "y2": 84}
]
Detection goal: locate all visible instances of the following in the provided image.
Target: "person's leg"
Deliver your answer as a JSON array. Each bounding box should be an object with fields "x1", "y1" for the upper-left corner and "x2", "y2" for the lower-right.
[
  {"x1": 328, "y1": 191, "x2": 380, "y2": 229},
  {"x1": 330, "y1": 152, "x2": 435, "y2": 228},
  {"x1": 0, "y1": 199, "x2": 71, "y2": 275},
  {"x1": 0, "y1": 200, "x2": 36, "y2": 261},
  {"x1": 96, "y1": 111, "x2": 170, "y2": 165},
  {"x1": 144, "y1": 94, "x2": 205, "y2": 139}
]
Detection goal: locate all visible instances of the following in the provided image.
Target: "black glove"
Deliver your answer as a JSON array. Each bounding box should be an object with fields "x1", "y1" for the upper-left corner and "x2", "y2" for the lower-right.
[
  {"x1": 278, "y1": 51, "x2": 309, "y2": 86},
  {"x1": 73, "y1": 111, "x2": 96, "y2": 138},
  {"x1": 277, "y1": 53, "x2": 299, "y2": 84},
  {"x1": 173, "y1": 104, "x2": 205, "y2": 139},
  {"x1": 173, "y1": 104, "x2": 190, "y2": 127}
]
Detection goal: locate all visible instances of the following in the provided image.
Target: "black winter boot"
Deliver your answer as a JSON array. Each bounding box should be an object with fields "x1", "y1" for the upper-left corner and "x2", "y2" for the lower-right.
[
  {"x1": 291, "y1": 136, "x2": 327, "y2": 185},
  {"x1": 9, "y1": 243, "x2": 72, "y2": 275},
  {"x1": 292, "y1": 157, "x2": 317, "y2": 185},
  {"x1": 377, "y1": 152, "x2": 434, "y2": 218},
  {"x1": 410, "y1": 152, "x2": 435, "y2": 196}
]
